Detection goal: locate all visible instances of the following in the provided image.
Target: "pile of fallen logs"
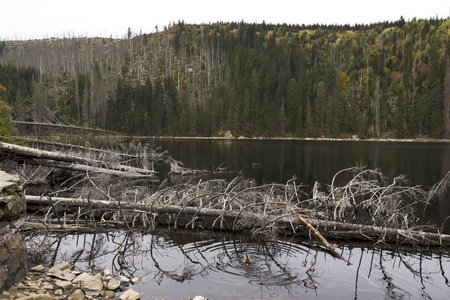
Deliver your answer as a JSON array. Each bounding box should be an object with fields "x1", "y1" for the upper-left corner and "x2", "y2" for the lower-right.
[
  {"x1": 22, "y1": 169, "x2": 450, "y2": 249},
  {"x1": 2, "y1": 139, "x2": 450, "y2": 260},
  {"x1": 0, "y1": 141, "x2": 157, "y2": 179}
]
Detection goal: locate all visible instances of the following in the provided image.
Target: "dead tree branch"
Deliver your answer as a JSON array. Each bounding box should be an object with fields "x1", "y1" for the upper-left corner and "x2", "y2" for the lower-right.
[{"x1": 0, "y1": 141, "x2": 157, "y2": 179}]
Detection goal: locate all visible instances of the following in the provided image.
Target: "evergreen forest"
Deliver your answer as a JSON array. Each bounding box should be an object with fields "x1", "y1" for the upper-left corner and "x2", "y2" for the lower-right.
[{"x1": 1, "y1": 17, "x2": 450, "y2": 139}]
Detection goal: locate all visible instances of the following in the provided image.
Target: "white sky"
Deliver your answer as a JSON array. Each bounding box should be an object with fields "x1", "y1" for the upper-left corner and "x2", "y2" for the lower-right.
[{"x1": 2, "y1": 0, "x2": 450, "y2": 40}]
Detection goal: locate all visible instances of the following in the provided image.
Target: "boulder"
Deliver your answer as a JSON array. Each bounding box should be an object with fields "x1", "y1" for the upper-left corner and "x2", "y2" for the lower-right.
[
  {"x1": 0, "y1": 170, "x2": 27, "y2": 291},
  {"x1": 0, "y1": 171, "x2": 25, "y2": 219}
]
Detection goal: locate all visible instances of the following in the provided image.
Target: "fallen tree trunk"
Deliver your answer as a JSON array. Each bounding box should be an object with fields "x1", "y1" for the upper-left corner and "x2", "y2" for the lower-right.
[
  {"x1": 0, "y1": 141, "x2": 155, "y2": 177},
  {"x1": 24, "y1": 195, "x2": 450, "y2": 247},
  {"x1": 23, "y1": 138, "x2": 139, "y2": 158},
  {"x1": 13, "y1": 120, "x2": 118, "y2": 134},
  {"x1": 23, "y1": 158, "x2": 157, "y2": 179}
]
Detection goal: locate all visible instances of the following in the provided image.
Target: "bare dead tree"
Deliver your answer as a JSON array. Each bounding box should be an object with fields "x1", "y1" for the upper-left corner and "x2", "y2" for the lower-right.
[{"x1": 22, "y1": 166, "x2": 450, "y2": 249}]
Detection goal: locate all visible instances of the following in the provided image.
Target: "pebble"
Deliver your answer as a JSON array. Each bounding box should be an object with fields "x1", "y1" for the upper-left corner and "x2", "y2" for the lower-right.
[
  {"x1": 131, "y1": 277, "x2": 142, "y2": 284},
  {"x1": 30, "y1": 265, "x2": 46, "y2": 273},
  {"x1": 72, "y1": 272, "x2": 92, "y2": 284},
  {"x1": 118, "y1": 275, "x2": 131, "y2": 283},
  {"x1": 42, "y1": 284, "x2": 54, "y2": 290},
  {"x1": 55, "y1": 289, "x2": 63, "y2": 295},
  {"x1": 119, "y1": 288, "x2": 141, "y2": 300},
  {"x1": 3, "y1": 260, "x2": 148, "y2": 300},
  {"x1": 48, "y1": 261, "x2": 72, "y2": 273},
  {"x1": 17, "y1": 282, "x2": 27, "y2": 289},
  {"x1": 51, "y1": 269, "x2": 76, "y2": 281},
  {"x1": 55, "y1": 280, "x2": 73, "y2": 290},
  {"x1": 107, "y1": 278, "x2": 121, "y2": 290},
  {"x1": 105, "y1": 290, "x2": 116, "y2": 298},
  {"x1": 69, "y1": 288, "x2": 85, "y2": 300}
]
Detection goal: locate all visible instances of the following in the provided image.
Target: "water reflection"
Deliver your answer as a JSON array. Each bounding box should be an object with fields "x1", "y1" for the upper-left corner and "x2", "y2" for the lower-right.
[
  {"x1": 154, "y1": 139, "x2": 450, "y2": 188},
  {"x1": 26, "y1": 229, "x2": 450, "y2": 299},
  {"x1": 153, "y1": 139, "x2": 450, "y2": 233}
]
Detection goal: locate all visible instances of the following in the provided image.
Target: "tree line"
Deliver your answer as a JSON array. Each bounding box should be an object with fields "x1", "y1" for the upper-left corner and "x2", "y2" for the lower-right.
[{"x1": 1, "y1": 18, "x2": 450, "y2": 138}]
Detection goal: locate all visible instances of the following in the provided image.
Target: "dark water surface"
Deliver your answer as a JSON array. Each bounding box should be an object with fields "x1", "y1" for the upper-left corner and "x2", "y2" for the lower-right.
[
  {"x1": 29, "y1": 139, "x2": 450, "y2": 299},
  {"x1": 28, "y1": 230, "x2": 450, "y2": 300},
  {"x1": 153, "y1": 138, "x2": 450, "y2": 232},
  {"x1": 153, "y1": 139, "x2": 450, "y2": 188}
]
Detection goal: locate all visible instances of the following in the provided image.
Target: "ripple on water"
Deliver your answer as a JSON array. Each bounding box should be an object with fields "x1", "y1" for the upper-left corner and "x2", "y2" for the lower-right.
[{"x1": 26, "y1": 230, "x2": 450, "y2": 300}]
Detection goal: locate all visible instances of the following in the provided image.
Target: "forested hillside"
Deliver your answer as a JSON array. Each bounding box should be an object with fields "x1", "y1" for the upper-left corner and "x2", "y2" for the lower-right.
[{"x1": 1, "y1": 18, "x2": 450, "y2": 138}]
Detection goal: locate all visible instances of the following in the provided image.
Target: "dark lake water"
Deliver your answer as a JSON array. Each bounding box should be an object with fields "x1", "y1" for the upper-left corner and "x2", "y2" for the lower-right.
[
  {"x1": 29, "y1": 138, "x2": 450, "y2": 299},
  {"x1": 152, "y1": 138, "x2": 450, "y2": 189},
  {"x1": 153, "y1": 138, "x2": 450, "y2": 233},
  {"x1": 28, "y1": 229, "x2": 450, "y2": 300}
]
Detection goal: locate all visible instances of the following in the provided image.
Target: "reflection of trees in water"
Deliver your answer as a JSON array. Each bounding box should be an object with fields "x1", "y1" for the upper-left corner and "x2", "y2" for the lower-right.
[
  {"x1": 25, "y1": 230, "x2": 450, "y2": 298},
  {"x1": 149, "y1": 233, "x2": 208, "y2": 284},
  {"x1": 354, "y1": 247, "x2": 450, "y2": 299}
]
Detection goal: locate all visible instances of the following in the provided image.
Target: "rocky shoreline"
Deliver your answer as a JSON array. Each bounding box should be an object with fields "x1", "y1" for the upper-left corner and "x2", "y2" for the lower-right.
[{"x1": 2, "y1": 261, "x2": 142, "y2": 300}]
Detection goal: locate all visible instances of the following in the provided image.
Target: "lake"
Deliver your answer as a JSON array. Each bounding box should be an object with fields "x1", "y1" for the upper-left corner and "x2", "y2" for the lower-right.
[
  {"x1": 29, "y1": 138, "x2": 450, "y2": 299},
  {"x1": 152, "y1": 138, "x2": 450, "y2": 187},
  {"x1": 29, "y1": 229, "x2": 450, "y2": 299},
  {"x1": 153, "y1": 138, "x2": 450, "y2": 233}
]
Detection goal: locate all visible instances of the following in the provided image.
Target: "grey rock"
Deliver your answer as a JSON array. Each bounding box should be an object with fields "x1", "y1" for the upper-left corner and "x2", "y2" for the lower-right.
[
  {"x1": 131, "y1": 277, "x2": 142, "y2": 284},
  {"x1": 30, "y1": 265, "x2": 46, "y2": 273},
  {"x1": 72, "y1": 272, "x2": 92, "y2": 284},
  {"x1": 107, "y1": 278, "x2": 121, "y2": 290},
  {"x1": 51, "y1": 269, "x2": 76, "y2": 281},
  {"x1": 48, "y1": 261, "x2": 72, "y2": 274},
  {"x1": 81, "y1": 273, "x2": 103, "y2": 297},
  {"x1": 55, "y1": 280, "x2": 72, "y2": 290},
  {"x1": 42, "y1": 284, "x2": 54, "y2": 290},
  {"x1": 18, "y1": 294, "x2": 54, "y2": 300},
  {"x1": 55, "y1": 289, "x2": 63, "y2": 295},
  {"x1": 105, "y1": 290, "x2": 116, "y2": 298},
  {"x1": 119, "y1": 288, "x2": 141, "y2": 300},
  {"x1": 70, "y1": 288, "x2": 85, "y2": 300},
  {"x1": 118, "y1": 275, "x2": 130, "y2": 283},
  {"x1": 17, "y1": 282, "x2": 27, "y2": 289},
  {"x1": 0, "y1": 171, "x2": 27, "y2": 291}
]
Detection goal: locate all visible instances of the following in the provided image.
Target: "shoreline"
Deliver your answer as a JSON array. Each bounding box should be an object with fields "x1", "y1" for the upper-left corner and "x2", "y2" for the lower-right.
[
  {"x1": 16, "y1": 134, "x2": 450, "y2": 143},
  {"x1": 128, "y1": 135, "x2": 450, "y2": 143}
]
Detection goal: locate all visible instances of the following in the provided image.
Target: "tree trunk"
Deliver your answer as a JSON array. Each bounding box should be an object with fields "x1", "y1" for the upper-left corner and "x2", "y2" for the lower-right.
[
  {"x1": 444, "y1": 57, "x2": 450, "y2": 139},
  {"x1": 24, "y1": 195, "x2": 450, "y2": 247},
  {"x1": 0, "y1": 142, "x2": 156, "y2": 178}
]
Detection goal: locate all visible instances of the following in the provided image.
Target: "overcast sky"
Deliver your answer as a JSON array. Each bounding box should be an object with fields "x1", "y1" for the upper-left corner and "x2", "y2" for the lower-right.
[{"x1": 2, "y1": 0, "x2": 450, "y2": 40}]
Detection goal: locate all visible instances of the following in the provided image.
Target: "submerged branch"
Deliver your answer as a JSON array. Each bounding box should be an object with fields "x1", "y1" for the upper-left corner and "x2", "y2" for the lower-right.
[{"x1": 7, "y1": 142, "x2": 447, "y2": 250}]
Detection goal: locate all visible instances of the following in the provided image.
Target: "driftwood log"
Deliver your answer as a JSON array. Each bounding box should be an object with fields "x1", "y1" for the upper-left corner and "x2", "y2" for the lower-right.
[
  {"x1": 24, "y1": 195, "x2": 450, "y2": 247},
  {"x1": 0, "y1": 142, "x2": 156, "y2": 179}
]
